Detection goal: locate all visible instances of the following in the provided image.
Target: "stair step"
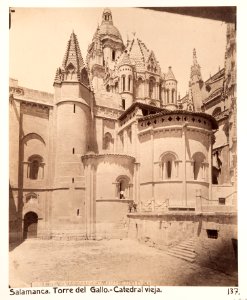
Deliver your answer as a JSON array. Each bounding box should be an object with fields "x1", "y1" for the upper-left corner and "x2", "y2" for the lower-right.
[
  {"x1": 179, "y1": 243, "x2": 194, "y2": 248},
  {"x1": 181, "y1": 241, "x2": 195, "y2": 245},
  {"x1": 173, "y1": 247, "x2": 196, "y2": 254},
  {"x1": 167, "y1": 249, "x2": 196, "y2": 259},
  {"x1": 176, "y1": 245, "x2": 195, "y2": 252},
  {"x1": 167, "y1": 252, "x2": 195, "y2": 263}
]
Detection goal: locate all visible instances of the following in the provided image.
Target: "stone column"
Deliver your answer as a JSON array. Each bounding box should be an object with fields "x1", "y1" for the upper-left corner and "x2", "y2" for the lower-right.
[
  {"x1": 84, "y1": 160, "x2": 96, "y2": 239},
  {"x1": 208, "y1": 133, "x2": 212, "y2": 201},
  {"x1": 123, "y1": 130, "x2": 128, "y2": 153},
  {"x1": 151, "y1": 128, "x2": 155, "y2": 210},
  {"x1": 182, "y1": 124, "x2": 188, "y2": 206}
]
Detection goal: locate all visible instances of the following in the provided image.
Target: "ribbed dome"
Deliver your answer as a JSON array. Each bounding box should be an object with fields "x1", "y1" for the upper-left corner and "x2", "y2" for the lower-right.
[
  {"x1": 98, "y1": 23, "x2": 122, "y2": 41},
  {"x1": 98, "y1": 8, "x2": 123, "y2": 42}
]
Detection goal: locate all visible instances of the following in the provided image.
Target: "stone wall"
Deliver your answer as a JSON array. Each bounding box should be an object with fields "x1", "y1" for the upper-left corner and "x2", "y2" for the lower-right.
[
  {"x1": 194, "y1": 213, "x2": 237, "y2": 274},
  {"x1": 127, "y1": 213, "x2": 196, "y2": 249},
  {"x1": 96, "y1": 200, "x2": 130, "y2": 239},
  {"x1": 127, "y1": 212, "x2": 237, "y2": 274}
]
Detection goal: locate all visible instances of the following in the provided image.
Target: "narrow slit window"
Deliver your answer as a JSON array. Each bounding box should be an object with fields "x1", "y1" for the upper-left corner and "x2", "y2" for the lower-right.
[
  {"x1": 72, "y1": 178, "x2": 74, "y2": 183},
  {"x1": 72, "y1": 148, "x2": 75, "y2": 154},
  {"x1": 73, "y1": 104, "x2": 76, "y2": 113},
  {"x1": 77, "y1": 209, "x2": 80, "y2": 216},
  {"x1": 122, "y1": 99, "x2": 125, "y2": 110}
]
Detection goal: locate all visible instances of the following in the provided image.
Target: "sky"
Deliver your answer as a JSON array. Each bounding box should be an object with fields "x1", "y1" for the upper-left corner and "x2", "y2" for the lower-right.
[{"x1": 9, "y1": 7, "x2": 227, "y2": 97}]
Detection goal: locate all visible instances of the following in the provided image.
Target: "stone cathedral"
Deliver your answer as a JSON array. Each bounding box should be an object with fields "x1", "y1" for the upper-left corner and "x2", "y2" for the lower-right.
[{"x1": 9, "y1": 7, "x2": 237, "y2": 260}]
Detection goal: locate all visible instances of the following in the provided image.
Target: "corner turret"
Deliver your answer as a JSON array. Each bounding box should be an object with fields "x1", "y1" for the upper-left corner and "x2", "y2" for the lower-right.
[{"x1": 163, "y1": 66, "x2": 177, "y2": 110}]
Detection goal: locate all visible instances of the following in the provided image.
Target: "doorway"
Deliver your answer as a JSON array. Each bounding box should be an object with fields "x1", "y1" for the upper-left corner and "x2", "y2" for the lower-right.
[{"x1": 23, "y1": 212, "x2": 38, "y2": 239}]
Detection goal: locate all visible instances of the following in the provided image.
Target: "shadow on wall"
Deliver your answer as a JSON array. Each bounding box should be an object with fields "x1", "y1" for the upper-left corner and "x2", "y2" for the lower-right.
[
  {"x1": 195, "y1": 225, "x2": 238, "y2": 276},
  {"x1": 9, "y1": 183, "x2": 23, "y2": 250}
]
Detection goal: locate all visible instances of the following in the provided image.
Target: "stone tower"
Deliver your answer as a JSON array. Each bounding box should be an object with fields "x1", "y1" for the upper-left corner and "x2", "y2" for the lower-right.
[
  {"x1": 189, "y1": 48, "x2": 203, "y2": 111},
  {"x1": 87, "y1": 8, "x2": 124, "y2": 91},
  {"x1": 164, "y1": 66, "x2": 177, "y2": 110},
  {"x1": 118, "y1": 50, "x2": 134, "y2": 109},
  {"x1": 52, "y1": 31, "x2": 94, "y2": 237}
]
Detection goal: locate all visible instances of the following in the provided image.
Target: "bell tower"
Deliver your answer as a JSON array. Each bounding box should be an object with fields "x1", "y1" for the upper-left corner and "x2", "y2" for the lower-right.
[{"x1": 87, "y1": 8, "x2": 124, "y2": 92}]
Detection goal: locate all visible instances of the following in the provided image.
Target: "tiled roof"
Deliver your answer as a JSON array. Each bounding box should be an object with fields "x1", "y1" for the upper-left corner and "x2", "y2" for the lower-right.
[
  {"x1": 118, "y1": 102, "x2": 164, "y2": 120},
  {"x1": 55, "y1": 31, "x2": 90, "y2": 87},
  {"x1": 98, "y1": 24, "x2": 123, "y2": 42},
  {"x1": 118, "y1": 50, "x2": 132, "y2": 67},
  {"x1": 165, "y1": 66, "x2": 176, "y2": 81},
  {"x1": 126, "y1": 37, "x2": 150, "y2": 72},
  {"x1": 62, "y1": 32, "x2": 85, "y2": 71}
]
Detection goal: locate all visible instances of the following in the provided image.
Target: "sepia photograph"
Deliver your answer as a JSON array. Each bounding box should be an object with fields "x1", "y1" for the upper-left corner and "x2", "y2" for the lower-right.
[{"x1": 3, "y1": 1, "x2": 244, "y2": 297}]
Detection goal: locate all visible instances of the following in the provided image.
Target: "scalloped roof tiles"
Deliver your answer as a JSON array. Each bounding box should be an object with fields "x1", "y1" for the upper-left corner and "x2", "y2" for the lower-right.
[{"x1": 62, "y1": 32, "x2": 85, "y2": 71}]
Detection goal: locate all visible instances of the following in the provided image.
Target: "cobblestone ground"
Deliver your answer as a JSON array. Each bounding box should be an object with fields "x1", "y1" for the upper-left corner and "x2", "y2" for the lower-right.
[{"x1": 9, "y1": 239, "x2": 237, "y2": 287}]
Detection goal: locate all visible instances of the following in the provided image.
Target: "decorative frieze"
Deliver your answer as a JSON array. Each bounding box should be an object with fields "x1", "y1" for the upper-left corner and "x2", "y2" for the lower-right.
[
  {"x1": 94, "y1": 105, "x2": 122, "y2": 120},
  {"x1": 20, "y1": 101, "x2": 50, "y2": 119},
  {"x1": 9, "y1": 86, "x2": 24, "y2": 96}
]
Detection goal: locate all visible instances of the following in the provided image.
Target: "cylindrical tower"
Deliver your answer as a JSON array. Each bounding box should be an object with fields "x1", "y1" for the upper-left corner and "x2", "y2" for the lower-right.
[
  {"x1": 50, "y1": 31, "x2": 94, "y2": 239},
  {"x1": 164, "y1": 66, "x2": 178, "y2": 110},
  {"x1": 118, "y1": 50, "x2": 134, "y2": 109}
]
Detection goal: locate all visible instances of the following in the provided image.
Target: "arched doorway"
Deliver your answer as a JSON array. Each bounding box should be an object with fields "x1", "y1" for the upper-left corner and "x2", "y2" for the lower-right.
[{"x1": 23, "y1": 212, "x2": 38, "y2": 239}]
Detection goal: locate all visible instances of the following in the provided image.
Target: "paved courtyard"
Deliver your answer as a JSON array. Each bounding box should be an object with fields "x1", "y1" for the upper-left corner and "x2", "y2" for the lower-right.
[{"x1": 9, "y1": 239, "x2": 237, "y2": 287}]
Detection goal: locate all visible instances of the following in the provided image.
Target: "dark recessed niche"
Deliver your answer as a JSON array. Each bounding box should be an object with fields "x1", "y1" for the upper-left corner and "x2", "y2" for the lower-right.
[
  {"x1": 219, "y1": 197, "x2": 226, "y2": 205},
  {"x1": 207, "y1": 229, "x2": 218, "y2": 239}
]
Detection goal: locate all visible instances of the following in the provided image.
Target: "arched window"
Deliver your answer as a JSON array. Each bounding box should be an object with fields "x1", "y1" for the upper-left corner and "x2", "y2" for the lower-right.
[
  {"x1": 28, "y1": 155, "x2": 44, "y2": 180},
  {"x1": 160, "y1": 152, "x2": 178, "y2": 179},
  {"x1": 116, "y1": 175, "x2": 131, "y2": 199},
  {"x1": 106, "y1": 84, "x2": 110, "y2": 92},
  {"x1": 103, "y1": 132, "x2": 113, "y2": 151},
  {"x1": 122, "y1": 99, "x2": 125, "y2": 110},
  {"x1": 192, "y1": 152, "x2": 206, "y2": 180},
  {"x1": 137, "y1": 78, "x2": 143, "y2": 98},
  {"x1": 166, "y1": 89, "x2": 170, "y2": 103},
  {"x1": 26, "y1": 193, "x2": 38, "y2": 203},
  {"x1": 112, "y1": 50, "x2": 116, "y2": 61},
  {"x1": 172, "y1": 89, "x2": 175, "y2": 103},
  {"x1": 149, "y1": 77, "x2": 155, "y2": 99},
  {"x1": 115, "y1": 81, "x2": 119, "y2": 93},
  {"x1": 128, "y1": 75, "x2": 131, "y2": 91},
  {"x1": 212, "y1": 107, "x2": 221, "y2": 117},
  {"x1": 122, "y1": 75, "x2": 126, "y2": 91},
  {"x1": 80, "y1": 68, "x2": 89, "y2": 86}
]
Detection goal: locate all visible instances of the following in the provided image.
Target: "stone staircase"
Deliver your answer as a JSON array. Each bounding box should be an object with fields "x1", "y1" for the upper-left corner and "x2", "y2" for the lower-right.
[{"x1": 166, "y1": 238, "x2": 196, "y2": 263}]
